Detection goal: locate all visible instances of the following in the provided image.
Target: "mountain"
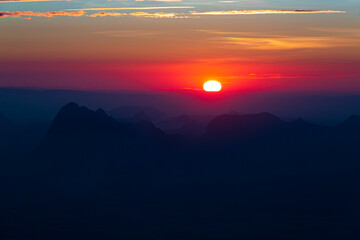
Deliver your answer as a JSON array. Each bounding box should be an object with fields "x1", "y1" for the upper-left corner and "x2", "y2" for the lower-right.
[
  {"x1": 42, "y1": 103, "x2": 168, "y2": 159},
  {"x1": 338, "y1": 114, "x2": 360, "y2": 129},
  {"x1": 4, "y1": 103, "x2": 360, "y2": 240},
  {"x1": 205, "y1": 112, "x2": 284, "y2": 141},
  {"x1": 4, "y1": 87, "x2": 360, "y2": 125},
  {"x1": 30, "y1": 103, "x2": 182, "y2": 206},
  {"x1": 109, "y1": 106, "x2": 165, "y2": 122},
  {"x1": 46, "y1": 102, "x2": 118, "y2": 138},
  {"x1": 155, "y1": 114, "x2": 213, "y2": 136}
]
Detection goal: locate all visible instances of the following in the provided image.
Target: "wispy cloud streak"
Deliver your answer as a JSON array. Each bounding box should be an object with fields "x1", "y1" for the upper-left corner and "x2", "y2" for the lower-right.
[
  {"x1": 0, "y1": 10, "x2": 84, "y2": 18},
  {"x1": 66, "y1": 6, "x2": 194, "y2": 11},
  {"x1": 0, "y1": 8, "x2": 346, "y2": 19},
  {"x1": 0, "y1": 0, "x2": 69, "y2": 2},
  {"x1": 202, "y1": 28, "x2": 359, "y2": 50},
  {"x1": 190, "y1": 10, "x2": 346, "y2": 15}
]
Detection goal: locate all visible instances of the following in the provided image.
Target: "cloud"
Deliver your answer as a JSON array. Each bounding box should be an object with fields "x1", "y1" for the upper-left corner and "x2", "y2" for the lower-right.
[
  {"x1": 0, "y1": 8, "x2": 346, "y2": 20},
  {"x1": 0, "y1": 9, "x2": 183, "y2": 19},
  {"x1": 217, "y1": 37, "x2": 342, "y2": 50},
  {"x1": 88, "y1": 11, "x2": 180, "y2": 18},
  {"x1": 88, "y1": 12, "x2": 125, "y2": 18},
  {"x1": 0, "y1": 0, "x2": 69, "y2": 2},
  {"x1": 0, "y1": 10, "x2": 84, "y2": 18},
  {"x1": 66, "y1": 6, "x2": 194, "y2": 11},
  {"x1": 190, "y1": 10, "x2": 346, "y2": 15},
  {"x1": 129, "y1": 11, "x2": 178, "y2": 18},
  {"x1": 202, "y1": 28, "x2": 360, "y2": 50}
]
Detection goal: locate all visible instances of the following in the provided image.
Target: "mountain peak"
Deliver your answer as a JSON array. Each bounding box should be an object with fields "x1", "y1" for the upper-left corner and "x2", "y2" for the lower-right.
[
  {"x1": 46, "y1": 102, "x2": 117, "y2": 139},
  {"x1": 56, "y1": 102, "x2": 110, "y2": 120},
  {"x1": 62, "y1": 102, "x2": 79, "y2": 109}
]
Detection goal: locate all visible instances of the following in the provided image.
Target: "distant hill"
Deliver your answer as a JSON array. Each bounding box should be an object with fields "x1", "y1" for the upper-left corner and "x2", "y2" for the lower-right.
[
  {"x1": 3, "y1": 87, "x2": 360, "y2": 125},
  {"x1": 155, "y1": 114, "x2": 213, "y2": 136},
  {"x1": 206, "y1": 112, "x2": 284, "y2": 140},
  {"x1": 207, "y1": 112, "x2": 329, "y2": 138},
  {"x1": 109, "y1": 106, "x2": 165, "y2": 122},
  {"x1": 338, "y1": 114, "x2": 360, "y2": 129}
]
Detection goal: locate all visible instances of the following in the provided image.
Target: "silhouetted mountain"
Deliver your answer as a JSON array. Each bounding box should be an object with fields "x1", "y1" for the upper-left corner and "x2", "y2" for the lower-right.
[
  {"x1": 4, "y1": 103, "x2": 360, "y2": 240},
  {"x1": 46, "y1": 102, "x2": 117, "y2": 138},
  {"x1": 338, "y1": 114, "x2": 360, "y2": 128},
  {"x1": 42, "y1": 103, "x2": 169, "y2": 162},
  {"x1": 26, "y1": 103, "x2": 183, "y2": 214},
  {"x1": 130, "y1": 111, "x2": 152, "y2": 122},
  {"x1": 205, "y1": 112, "x2": 284, "y2": 141},
  {"x1": 155, "y1": 114, "x2": 213, "y2": 136},
  {"x1": 288, "y1": 117, "x2": 328, "y2": 134},
  {"x1": 5, "y1": 87, "x2": 360, "y2": 125},
  {"x1": 109, "y1": 105, "x2": 165, "y2": 122}
]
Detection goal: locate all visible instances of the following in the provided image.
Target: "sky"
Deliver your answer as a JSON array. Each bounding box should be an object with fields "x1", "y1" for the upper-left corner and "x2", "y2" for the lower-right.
[{"x1": 0, "y1": 0, "x2": 360, "y2": 92}]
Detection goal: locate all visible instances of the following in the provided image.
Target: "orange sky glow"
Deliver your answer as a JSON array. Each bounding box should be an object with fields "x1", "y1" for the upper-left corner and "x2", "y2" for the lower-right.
[{"x1": 0, "y1": 0, "x2": 359, "y2": 93}]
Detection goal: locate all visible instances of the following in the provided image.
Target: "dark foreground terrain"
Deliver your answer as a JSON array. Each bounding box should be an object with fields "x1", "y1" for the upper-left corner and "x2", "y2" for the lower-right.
[{"x1": 1, "y1": 102, "x2": 360, "y2": 239}]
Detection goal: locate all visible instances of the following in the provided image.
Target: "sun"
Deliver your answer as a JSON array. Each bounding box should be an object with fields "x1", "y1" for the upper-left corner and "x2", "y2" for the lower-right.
[{"x1": 203, "y1": 80, "x2": 222, "y2": 92}]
